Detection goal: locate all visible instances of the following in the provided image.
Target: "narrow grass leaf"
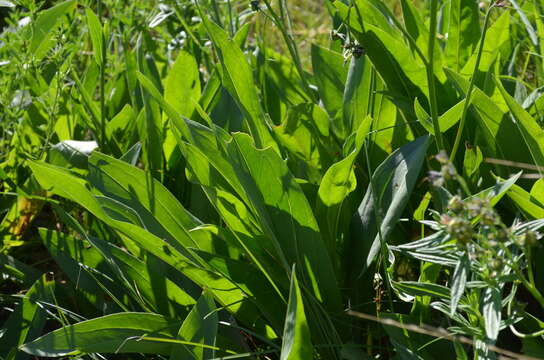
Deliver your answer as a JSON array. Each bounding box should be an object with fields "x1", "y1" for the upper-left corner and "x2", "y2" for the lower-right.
[
  {"x1": 85, "y1": 8, "x2": 103, "y2": 66},
  {"x1": 495, "y1": 75, "x2": 544, "y2": 168},
  {"x1": 280, "y1": 267, "x2": 313, "y2": 360},
  {"x1": 20, "y1": 313, "x2": 182, "y2": 356},
  {"x1": 170, "y1": 291, "x2": 217, "y2": 360}
]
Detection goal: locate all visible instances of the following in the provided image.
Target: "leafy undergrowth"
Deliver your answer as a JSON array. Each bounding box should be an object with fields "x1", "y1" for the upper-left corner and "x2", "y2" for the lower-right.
[{"x1": 2, "y1": 0, "x2": 544, "y2": 359}]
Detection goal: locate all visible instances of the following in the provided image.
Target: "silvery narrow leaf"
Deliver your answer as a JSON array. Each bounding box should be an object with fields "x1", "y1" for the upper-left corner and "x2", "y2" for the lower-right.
[
  {"x1": 450, "y1": 252, "x2": 470, "y2": 316},
  {"x1": 0, "y1": 1, "x2": 15, "y2": 8},
  {"x1": 482, "y1": 287, "x2": 501, "y2": 342}
]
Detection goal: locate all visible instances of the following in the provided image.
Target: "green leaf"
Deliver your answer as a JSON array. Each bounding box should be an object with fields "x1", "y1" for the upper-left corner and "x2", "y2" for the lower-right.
[
  {"x1": 316, "y1": 117, "x2": 372, "y2": 259},
  {"x1": 164, "y1": 50, "x2": 200, "y2": 118},
  {"x1": 228, "y1": 133, "x2": 341, "y2": 311},
  {"x1": 351, "y1": 135, "x2": 430, "y2": 274},
  {"x1": 393, "y1": 281, "x2": 451, "y2": 300},
  {"x1": 280, "y1": 267, "x2": 313, "y2": 360},
  {"x1": 48, "y1": 140, "x2": 98, "y2": 170},
  {"x1": 507, "y1": 184, "x2": 544, "y2": 219},
  {"x1": 414, "y1": 98, "x2": 466, "y2": 135},
  {"x1": 195, "y1": 250, "x2": 286, "y2": 333},
  {"x1": 28, "y1": 0, "x2": 77, "y2": 59},
  {"x1": 311, "y1": 44, "x2": 348, "y2": 138},
  {"x1": 88, "y1": 152, "x2": 201, "y2": 249},
  {"x1": 495, "y1": 75, "x2": 544, "y2": 168},
  {"x1": 20, "y1": 313, "x2": 182, "y2": 356},
  {"x1": 482, "y1": 287, "x2": 501, "y2": 341},
  {"x1": 444, "y1": 0, "x2": 481, "y2": 71},
  {"x1": 201, "y1": 17, "x2": 275, "y2": 150},
  {"x1": 0, "y1": 275, "x2": 54, "y2": 359},
  {"x1": 450, "y1": 252, "x2": 469, "y2": 316},
  {"x1": 343, "y1": 56, "x2": 373, "y2": 137},
  {"x1": 273, "y1": 103, "x2": 337, "y2": 182},
  {"x1": 170, "y1": 291, "x2": 217, "y2": 360},
  {"x1": 460, "y1": 12, "x2": 510, "y2": 78},
  {"x1": 445, "y1": 69, "x2": 531, "y2": 166},
  {"x1": 85, "y1": 8, "x2": 103, "y2": 66}
]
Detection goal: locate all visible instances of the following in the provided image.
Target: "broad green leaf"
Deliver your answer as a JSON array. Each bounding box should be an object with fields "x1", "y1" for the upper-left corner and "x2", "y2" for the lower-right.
[
  {"x1": 316, "y1": 117, "x2": 372, "y2": 260},
  {"x1": 343, "y1": 56, "x2": 373, "y2": 133},
  {"x1": 20, "y1": 313, "x2": 182, "y2": 356},
  {"x1": 414, "y1": 98, "x2": 466, "y2": 135},
  {"x1": 460, "y1": 12, "x2": 510, "y2": 78},
  {"x1": 273, "y1": 103, "x2": 337, "y2": 182},
  {"x1": 88, "y1": 152, "x2": 201, "y2": 249},
  {"x1": 0, "y1": 275, "x2": 54, "y2": 359},
  {"x1": 85, "y1": 8, "x2": 103, "y2": 66},
  {"x1": 136, "y1": 47, "x2": 164, "y2": 179},
  {"x1": 351, "y1": 135, "x2": 430, "y2": 275},
  {"x1": 311, "y1": 44, "x2": 348, "y2": 138},
  {"x1": 40, "y1": 229, "x2": 196, "y2": 317},
  {"x1": 228, "y1": 133, "x2": 342, "y2": 311},
  {"x1": 201, "y1": 17, "x2": 275, "y2": 150},
  {"x1": 463, "y1": 144, "x2": 483, "y2": 180},
  {"x1": 450, "y1": 252, "x2": 469, "y2": 316},
  {"x1": 444, "y1": 0, "x2": 481, "y2": 71},
  {"x1": 170, "y1": 291, "x2": 217, "y2": 360},
  {"x1": 445, "y1": 69, "x2": 531, "y2": 166},
  {"x1": 400, "y1": 0, "x2": 429, "y2": 50},
  {"x1": 280, "y1": 267, "x2": 313, "y2": 360},
  {"x1": 28, "y1": 161, "x2": 259, "y2": 324},
  {"x1": 170, "y1": 121, "x2": 288, "y2": 302},
  {"x1": 48, "y1": 140, "x2": 98, "y2": 170},
  {"x1": 495, "y1": 76, "x2": 544, "y2": 168},
  {"x1": 530, "y1": 179, "x2": 544, "y2": 207},
  {"x1": 507, "y1": 184, "x2": 544, "y2": 219},
  {"x1": 165, "y1": 50, "x2": 200, "y2": 118},
  {"x1": 28, "y1": 0, "x2": 77, "y2": 59}
]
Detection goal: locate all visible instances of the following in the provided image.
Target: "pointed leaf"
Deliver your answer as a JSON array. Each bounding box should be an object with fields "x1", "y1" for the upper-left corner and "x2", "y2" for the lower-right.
[{"x1": 280, "y1": 267, "x2": 313, "y2": 360}]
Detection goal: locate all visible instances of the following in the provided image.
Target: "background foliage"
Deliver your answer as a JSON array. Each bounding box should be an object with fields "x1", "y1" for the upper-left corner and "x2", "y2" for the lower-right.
[{"x1": 2, "y1": 0, "x2": 544, "y2": 359}]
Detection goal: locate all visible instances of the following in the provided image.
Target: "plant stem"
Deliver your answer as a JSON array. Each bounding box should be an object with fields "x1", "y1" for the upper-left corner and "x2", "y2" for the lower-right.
[
  {"x1": 98, "y1": 0, "x2": 106, "y2": 147},
  {"x1": 450, "y1": 5, "x2": 494, "y2": 163},
  {"x1": 426, "y1": 0, "x2": 444, "y2": 151}
]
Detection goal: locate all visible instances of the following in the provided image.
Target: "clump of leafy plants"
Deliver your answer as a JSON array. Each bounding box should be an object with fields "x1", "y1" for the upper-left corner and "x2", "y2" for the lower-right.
[{"x1": 2, "y1": 0, "x2": 544, "y2": 359}]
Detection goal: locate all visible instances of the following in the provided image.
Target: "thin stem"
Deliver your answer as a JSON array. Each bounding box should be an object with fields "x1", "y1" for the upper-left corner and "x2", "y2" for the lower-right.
[
  {"x1": 427, "y1": 0, "x2": 444, "y2": 151},
  {"x1": 98, "y1": 0, "x2": 106, "y2": 146},
  {"x1": 450, "y1": 5, "x2": 495, "y2": 162}
]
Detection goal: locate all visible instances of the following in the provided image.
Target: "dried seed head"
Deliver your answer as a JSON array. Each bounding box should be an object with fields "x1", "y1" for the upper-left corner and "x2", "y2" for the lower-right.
[
  {"x1": 330, "y1": 29, "x2": 345, "y2": 42},
  {"x1": 490, "y1": 258, "x2": 503, "y2": 270},
  {"x1": 448, "y1": 195, "x2": 464, "y2": 213},
  {"x1": 518, "y1": 230, "x2": 538, "y2": 248},
  {"x1": 428, "y1": 170, "x2": 444, "y2": 187},
  {"x1": 447, "y1": 217, "x2": 473, "y2": 245},
  {"x1": 435, "y1": 150, "x2": 449, "y2": 164},
  {"x1": 441, "y1": 163, "x2": 457, "y2": 179}
]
